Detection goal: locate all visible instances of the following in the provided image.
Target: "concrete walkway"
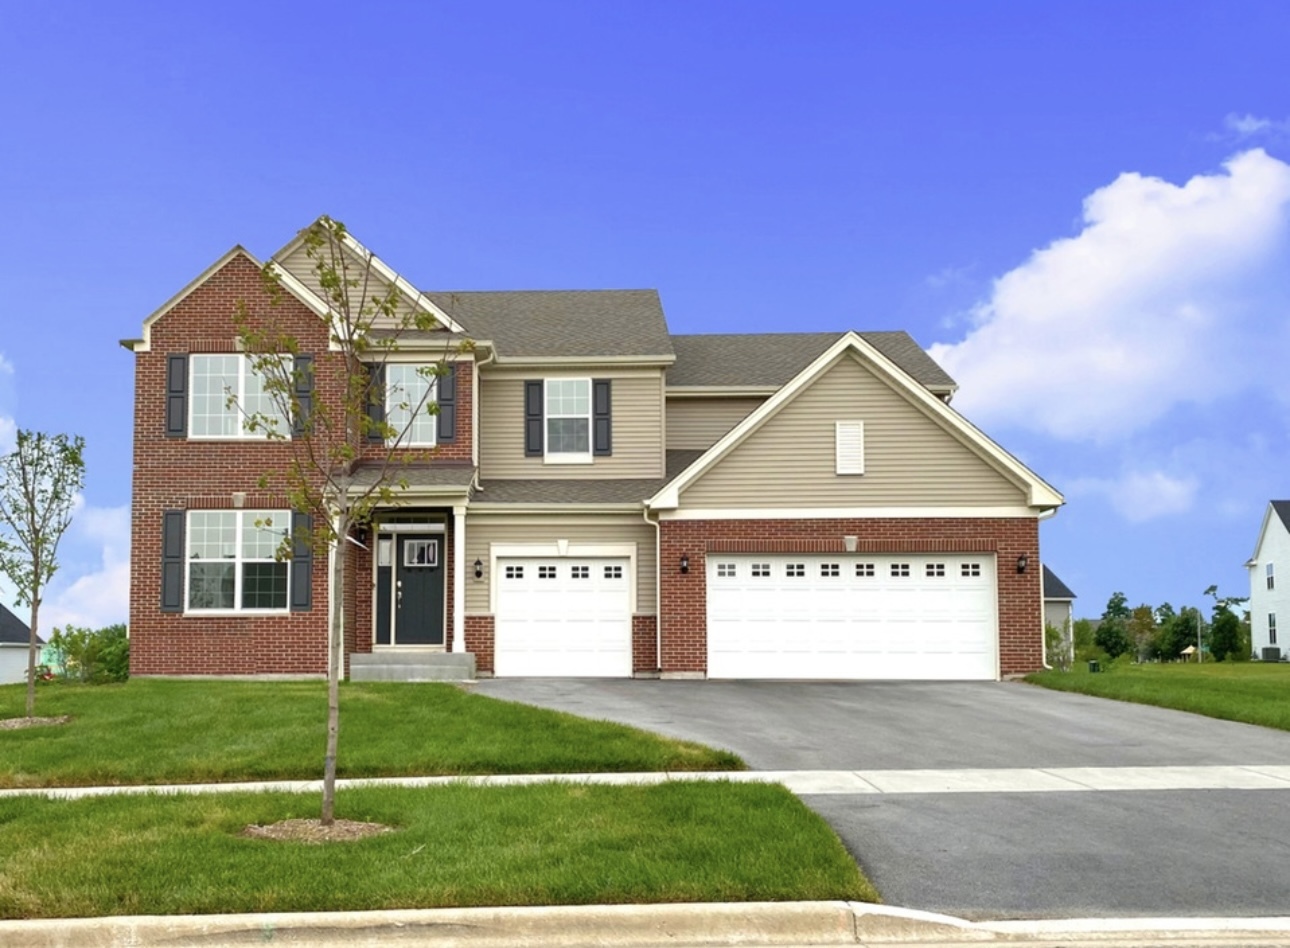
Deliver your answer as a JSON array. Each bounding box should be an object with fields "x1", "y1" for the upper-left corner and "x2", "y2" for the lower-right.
[{"x1": 6, "y1": 763, "x2": 1290, "y2": 799}]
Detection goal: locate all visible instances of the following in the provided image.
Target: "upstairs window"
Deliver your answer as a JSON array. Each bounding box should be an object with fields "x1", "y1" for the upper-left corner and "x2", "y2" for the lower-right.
[
  {"x1": 524, "y1": 378, "x2": 611, "y2": 460},
  {"x1": 1267, "y1": 563, "x2": 1275, "y2": 591},
  {"x1": 546, "y1": 379, "x2": 591, "y2": 458},
  {"x1": 386, "y1": 364, "x2": 438, "y2": 447},
  {"x1": 189, "y1": 355, "x2": 291, "y2": 439}
]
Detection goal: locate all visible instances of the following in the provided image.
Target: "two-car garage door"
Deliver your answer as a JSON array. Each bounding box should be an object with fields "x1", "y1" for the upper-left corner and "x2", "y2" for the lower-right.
[{"x1": 707, "y1": 554, "x2": 997, "y2": 680}]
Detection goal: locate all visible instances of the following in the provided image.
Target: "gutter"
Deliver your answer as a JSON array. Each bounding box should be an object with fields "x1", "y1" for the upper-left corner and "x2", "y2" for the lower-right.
[{"x1": 642, "y1": 505, "x2": 662, "y2": 675}]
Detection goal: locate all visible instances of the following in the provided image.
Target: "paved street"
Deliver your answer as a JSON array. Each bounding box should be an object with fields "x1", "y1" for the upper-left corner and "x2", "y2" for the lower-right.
[{"x1": 474, "y1": 679, "x2": 1290, "y2": 919}]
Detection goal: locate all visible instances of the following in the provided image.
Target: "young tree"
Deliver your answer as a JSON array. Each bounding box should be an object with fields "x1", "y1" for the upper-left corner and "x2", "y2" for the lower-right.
[
  {"x1": 0, "y1": 431, "x2": 86, "y2": 718},
  {"x1": 1128, "y1": 604, "x2": 1157, "y2": 662},
  {"x1": 1095, "y1": 591, "x2": 1132, "y2": 659},
  {"x1": 234, "y1": 216, "x2": 469, "y2": 826}
]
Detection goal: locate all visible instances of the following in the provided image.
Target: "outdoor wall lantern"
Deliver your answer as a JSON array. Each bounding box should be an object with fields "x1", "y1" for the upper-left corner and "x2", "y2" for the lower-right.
[
  {"x1": 680, "y1": 554, "x2": 690, "y2": 574},
  {"x1": 1016, "y1": 553, "x2": 1029, "y2": 574},
  {"x1": 474, "y1": 558, "x2": 484, "y2": 580}
]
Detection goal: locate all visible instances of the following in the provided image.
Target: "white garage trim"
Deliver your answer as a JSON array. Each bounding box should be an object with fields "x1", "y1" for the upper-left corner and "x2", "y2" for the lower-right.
[
  {"x1": 489, "y1": 542, "x2": 637, "y2": 613},
  {"x1": 706, "y1": 553, "x2": 999, "y2": 681}
]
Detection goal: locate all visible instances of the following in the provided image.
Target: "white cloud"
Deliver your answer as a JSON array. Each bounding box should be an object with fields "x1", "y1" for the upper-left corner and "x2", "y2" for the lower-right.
[
  {"x1": 925, "y1": 263, "x2": 975, "y2": 289},
  {"x1": 929, "y1": 149, "x2": 1290, "y2": 442},
  {"x1": 41, "y1": 503, "x2": 130, "y2": 632},
  {"x1": 1221, "y1": 113, "x2": 1290, "y2": 140},
  {"x1": 1068, "y1": 469, "x2": 1200, "y2": 522},
  {"x1": 0, "y1": 352, "x2": 13, "y2": 375}
]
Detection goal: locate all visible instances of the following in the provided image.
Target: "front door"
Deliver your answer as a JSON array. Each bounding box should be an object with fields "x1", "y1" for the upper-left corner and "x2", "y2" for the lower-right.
[{"x1": 375, "y1": 533, "x2": 445, "y2": 646}]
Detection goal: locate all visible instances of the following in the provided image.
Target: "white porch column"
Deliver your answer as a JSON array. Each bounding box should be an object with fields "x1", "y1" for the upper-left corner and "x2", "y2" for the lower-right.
[{"x1": 452, "y1": 505, "x2": 467, "y2": 653}]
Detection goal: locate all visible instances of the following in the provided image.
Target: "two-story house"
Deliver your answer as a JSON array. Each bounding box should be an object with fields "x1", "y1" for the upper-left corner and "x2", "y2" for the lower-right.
[
  {"x1": 124, "y1": 222, "x2": 1064, "y2": 682},
  {"x1": 1246, "y1": 500, "x2": 1290, "y2": 661}
]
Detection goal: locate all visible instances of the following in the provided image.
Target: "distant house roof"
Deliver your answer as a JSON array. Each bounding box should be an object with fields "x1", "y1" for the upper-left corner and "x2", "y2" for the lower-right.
[
  {"x1": 667, "y1": 331, "x2": 957, "y2": 391},
  {"x1": 425, "y1": 290, "x2": 675, "y2": 361},
  {"x1": 1042, "y1": 565, "x2": 1076, "y2": 601},
  {"x1": 1272, "y1": 500, "x2": 1290, "y2": 533},
  {"x1": 0, "y1": 603, "x2": 37, "y2": 646}
]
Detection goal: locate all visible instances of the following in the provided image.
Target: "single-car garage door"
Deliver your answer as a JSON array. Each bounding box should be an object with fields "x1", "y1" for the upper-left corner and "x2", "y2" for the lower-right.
[
  {"x1": 494, "y1": 557, "x2": 632, "y2": 677},
  {"x1": 707, "y1": 554, "x2": 997, "y2": 680}
]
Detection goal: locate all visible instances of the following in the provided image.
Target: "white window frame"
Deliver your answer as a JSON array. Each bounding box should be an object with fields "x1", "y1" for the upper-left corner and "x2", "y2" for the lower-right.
[
  {"x1": 544, "y1": 378, "x2": 593, "y2": 463},
  {"x1": 385, "y1": 363, "x2": 438, "y2": 447},
  {"x1": 184, "y1": 509, "x2": 292, "y2": 614},
  {"x1": 188, "y1": 354, "x2": 292, "y2": 440},
  {"x1": 835, "y1": 421, "x2": 865, "y2": 475},
  {"x1": 1267, "y1": 563, "x2": 1275, "y2": 591}
]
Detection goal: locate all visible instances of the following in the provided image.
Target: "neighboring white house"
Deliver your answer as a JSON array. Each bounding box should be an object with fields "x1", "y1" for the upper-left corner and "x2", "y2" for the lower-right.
[
  {"x1": 1042, "y1": 565, "x2": 1076, "y2": 637},
  {"x1": 1246, "y1": 500, "x2": 1290, "y2": 661},
  {"x1": 0, "y1": 603, "x2": 36, "y2": 686}
]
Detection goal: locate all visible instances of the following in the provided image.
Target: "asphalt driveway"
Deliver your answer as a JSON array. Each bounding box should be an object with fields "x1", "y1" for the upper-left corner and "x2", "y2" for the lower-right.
[{"x1": 474, "y1": 679, "x2": 1290, "y2": 919}]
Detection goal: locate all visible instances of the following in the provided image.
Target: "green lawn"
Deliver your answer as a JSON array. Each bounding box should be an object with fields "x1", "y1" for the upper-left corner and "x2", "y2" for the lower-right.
[
  {"x1": 0, "y1": 782, "x2": 876, "y2": 919},
  {"x1": 1026, "y1": 661, "x2": 1290, "y2": 731},
  {"x1": 0, "y1": 680, "x2": 742, "y2": 788}
]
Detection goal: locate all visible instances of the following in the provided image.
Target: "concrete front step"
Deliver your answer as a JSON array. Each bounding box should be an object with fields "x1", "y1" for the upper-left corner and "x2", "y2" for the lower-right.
[{"x1": 349, "y1": 651, "x2": 476, "y2": 682}]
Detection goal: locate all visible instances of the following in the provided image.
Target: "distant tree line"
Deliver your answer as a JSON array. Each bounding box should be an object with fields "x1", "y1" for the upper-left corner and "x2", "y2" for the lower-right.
[{"x1": 1074, "y1": 587, "x2": 1251, "y2": 667}]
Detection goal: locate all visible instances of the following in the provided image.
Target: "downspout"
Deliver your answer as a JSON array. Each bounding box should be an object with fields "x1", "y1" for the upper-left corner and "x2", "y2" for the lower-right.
[
  {"x1": 642, "y1": 504, "x2": 662, "y2": 675},
  {"x1": 1036, "y1": 506, "x2": 1059, "y2": 670}
]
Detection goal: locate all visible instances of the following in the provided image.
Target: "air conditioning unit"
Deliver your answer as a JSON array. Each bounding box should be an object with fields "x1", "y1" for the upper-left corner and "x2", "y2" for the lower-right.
[{"x1": 1261, "y1": 647, "x2": 1282, "y2": 662}]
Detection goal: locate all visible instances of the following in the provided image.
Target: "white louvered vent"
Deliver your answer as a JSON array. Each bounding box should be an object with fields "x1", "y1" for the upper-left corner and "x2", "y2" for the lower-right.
[{"x1": 835, "y1": 421, "x2": 865, "y2": 475}]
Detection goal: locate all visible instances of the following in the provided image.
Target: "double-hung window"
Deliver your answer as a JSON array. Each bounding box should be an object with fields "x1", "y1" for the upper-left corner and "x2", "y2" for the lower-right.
[
  {"x1": 189, "y1": 355, "x2": 290, "y2": 438},
  {"x1": 186, "y1": 510, "x2": 291, "y2": 611},
  {"x1": 385, "y1": 364, "x2": 438, "y2": 446},
  {"x1": 1267, "y1": 563, "x2": 1275, "y2": 590},
  {"x1": 545, "y1": 378, "x2": 591, "y2": 459}
]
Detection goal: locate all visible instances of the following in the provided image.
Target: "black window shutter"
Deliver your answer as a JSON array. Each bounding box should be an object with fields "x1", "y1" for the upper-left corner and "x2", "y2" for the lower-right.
[
  {"x1": 593, "y1": 379, "x2": 612, "y2": 456},
  {"x1": 292, "y1": 354, "x2": 314, "y2": 437},
  {"x1": 290, "y1": 511, "x2": 313, "y2": 611},
  {"x1": 161, "y1": 510, "x2": 185, "y2": 612},
  {"x1": 437, "y1": 363, "x2": 457, "y2": 443},
  {"x1": 524, "y1": 380, "x2": 544, "y2": 457},
  {"x1": 366, "y1": 364, "x2": 386, "y2": 443},
  {"x1": 165, "y1": 355, "x2": 187, "y2": 438}
]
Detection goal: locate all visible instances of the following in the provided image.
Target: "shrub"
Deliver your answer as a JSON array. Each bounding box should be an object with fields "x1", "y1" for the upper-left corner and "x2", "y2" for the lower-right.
[{"x1": 47, "y1": 623, "x2": 129, "y2": 683}]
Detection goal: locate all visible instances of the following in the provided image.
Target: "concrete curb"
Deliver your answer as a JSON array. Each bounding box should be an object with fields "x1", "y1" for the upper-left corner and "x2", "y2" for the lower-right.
[{"x1": 4, "y1": 902, "x2": 1290, "y2": 948}]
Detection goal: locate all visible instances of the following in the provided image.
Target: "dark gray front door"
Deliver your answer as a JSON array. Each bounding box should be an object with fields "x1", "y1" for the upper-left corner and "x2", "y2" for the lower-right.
[{"x1": 386, "y1": 534, "x2": 445, "y2": 646}]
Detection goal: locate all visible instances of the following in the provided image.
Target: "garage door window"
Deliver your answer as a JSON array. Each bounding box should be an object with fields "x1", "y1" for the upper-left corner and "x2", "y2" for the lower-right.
[
  {"x1": 926, "y1": 563, "x2": 946, "y2": 577},
  {"x1": 786, "y1": 563, "x2": 806, "y2": 577},
  {"x1": 604, "y1": 565, "x2": 624, "y2": 579},
  {"x1": 505, "y1": 565, "x2": 524, "y2": 579},
  {"x1": 752, "y1": 563, "x2": 771, "y2": 577},
  {"x1": 961, "y1": 563, "x2": 981, "y2": 577},
  {"x1": 716, "y1": 563, "x2": 736, "y2": 578},
  {"x1": 572, "y1": 566, "x2": 590, "y2": 579},
  {"x1": 855, "y1": 563, "x2": 875, "y2": 577},
  {"x1": 891, "y1": 563, "x2": 910, "y2": 577},
  {"x1": 820, "y1": 563, "x2": 840, "y2": 577}
]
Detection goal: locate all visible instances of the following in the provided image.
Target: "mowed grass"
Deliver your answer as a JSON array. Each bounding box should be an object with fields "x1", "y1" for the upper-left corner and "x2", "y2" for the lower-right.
[
  {"x1": 1026, "y1": 661, "x2": 1290, "y2": 731},
  {"x1": 0, "y1": 680, "x2": 742, "y2": 788},
  {"x1": 0, "y1": 782, "x2": 876, "y2": 919}
]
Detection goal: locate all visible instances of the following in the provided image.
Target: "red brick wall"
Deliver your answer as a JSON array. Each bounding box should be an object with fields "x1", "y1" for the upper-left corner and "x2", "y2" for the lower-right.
[
  {"x1": 658, "y1": 517, "x2": 1043, "y2": 678},
  {"x1": 129, "y1": 252, "x2": 475, "y2": 676},
  {"x1": 465, "y1": 616, "x2": 495, "y2": 673},
  {"x1": 632, "y1": 615, "x2": 658, "y2": 674}
]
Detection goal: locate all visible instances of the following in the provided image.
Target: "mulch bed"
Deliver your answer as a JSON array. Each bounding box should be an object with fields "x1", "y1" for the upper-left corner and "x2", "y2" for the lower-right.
[
  {"x1": 242, "y1": 818, "x2": 395, "y2": 843},
  {"x1": 0, "y1": 715, "x2": 71, "y2": 731}
]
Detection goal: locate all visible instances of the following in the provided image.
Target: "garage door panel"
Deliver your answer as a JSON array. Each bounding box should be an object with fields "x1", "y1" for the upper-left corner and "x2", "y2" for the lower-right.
[
  {"x1": 707, "y1": 554, "x2": 997, "y2": 680},
  {"x1": 494, "y1": 557, "x2": 631, "y2": 678}
]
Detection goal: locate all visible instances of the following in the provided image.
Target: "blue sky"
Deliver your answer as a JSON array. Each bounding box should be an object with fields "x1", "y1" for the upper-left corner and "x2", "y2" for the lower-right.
[{"x1": 1, "y1": 1, "x2": 1288, "y2": 629}]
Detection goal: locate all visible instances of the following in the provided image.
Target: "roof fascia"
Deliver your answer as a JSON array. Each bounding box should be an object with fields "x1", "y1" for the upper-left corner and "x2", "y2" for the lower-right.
[
  {"x1": 665, "y1": 386, "x2": 778, "y2": 398},
  {"x1": 647, "y1": 331, "x2": 1064, "y2": 511},
  {"x1": 272, "y1": 225, "x2": 467, "y2": 335},
  {"x1": 492, "y1": 354, "x2": 676, "y2": 368},
  {"x1": 467, "y1": 502, "x2": 645, "y2": 513},
  {"x1": 1249, "y1": 503, "x2": 1278, "y2": 563}
]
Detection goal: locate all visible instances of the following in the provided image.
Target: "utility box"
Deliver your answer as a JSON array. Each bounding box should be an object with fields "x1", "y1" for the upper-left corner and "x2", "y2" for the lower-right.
[{"x1": 1262, "y1": 647, "x2": 1282, "y2": 662}]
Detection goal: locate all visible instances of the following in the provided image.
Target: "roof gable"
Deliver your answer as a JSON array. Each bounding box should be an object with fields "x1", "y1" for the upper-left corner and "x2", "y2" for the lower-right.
[
  {"x1": 649, "y1": 331, "x2": 1063, "y2": 511},
  {"x1": 1249, "y1": 500, "x2": 1290, "y2": 563},
  {"x1": 1042, "y1": 565, "x2": 1076, "y2": 600},
  {"x1": 0, "y1": 602, "x2": 32, "y2": 645},
  {"x1": 123, "y1": 246, "x2": 332, "y2": 353}
]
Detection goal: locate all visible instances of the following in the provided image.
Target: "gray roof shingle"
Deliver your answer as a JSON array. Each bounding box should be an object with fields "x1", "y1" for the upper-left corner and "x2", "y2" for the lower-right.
[
  {"x1": 1042, "y1": 565, "x2": 1076, "y2": 601},
  {"x1": 667, "y1": 331, "x2": 956, "y2": 390},
  {"x1": 473, "y1": 451, "x2": 704, "y2": 505},
  {"x1": 1, "y1": 603, "x2": 32, "y2": 645},
  {"x1": 1272, "y1": 500, "x2": 1290, "y2": 533},
  {"x1": 426, "y1": 290, "x2": 675, "y2": 360},
  {"x1": 349, "y1": 463, "x2": 476, "y2": 492}
]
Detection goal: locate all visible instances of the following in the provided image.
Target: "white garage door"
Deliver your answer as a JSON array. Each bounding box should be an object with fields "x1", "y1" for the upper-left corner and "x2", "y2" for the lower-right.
[
  {"x1": 494, "y1": 558, "x2": 632, "y2": 677},
  {"x1": 707, "y1": 554, "x2": 997, "y2": 680}
]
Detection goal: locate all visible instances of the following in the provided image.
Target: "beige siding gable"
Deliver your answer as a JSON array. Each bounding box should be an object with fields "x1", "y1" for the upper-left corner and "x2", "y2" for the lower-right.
[
  {"x1": 665, "y1": 397, "x2": 765, "y2": 451},
  {"x1": 679, "y1": 352, "x2": 1028, "y2": 508},
  {"x1": 275, "y1": 241, "x2": 442, "y2": 332}
]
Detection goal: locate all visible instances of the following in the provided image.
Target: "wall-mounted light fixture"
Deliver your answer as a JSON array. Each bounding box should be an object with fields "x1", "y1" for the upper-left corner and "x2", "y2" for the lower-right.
[
  {"x1": 353, "y1": 524, "x2": 369, "y2": 546},
  {"x1": 1016, "y1": 553, "x2": 1029, "y2": 574},
  {"x1": 474, "y1": 558, "x2": 484, "y2": 580},
  {"x1": 680, "y1": 554, "x2": 690, "y2": 574}
]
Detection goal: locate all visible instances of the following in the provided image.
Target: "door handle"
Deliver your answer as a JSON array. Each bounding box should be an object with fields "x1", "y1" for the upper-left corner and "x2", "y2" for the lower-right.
[{"x1": 396, "y1": 579, "x2": 403, "y2": 608}]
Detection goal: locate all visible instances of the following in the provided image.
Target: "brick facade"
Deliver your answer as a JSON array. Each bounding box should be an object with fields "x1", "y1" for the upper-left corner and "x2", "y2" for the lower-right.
[
  {"x1": 464, "y1": 615, "x2": 496, "y2": 673},
  {"x1": 130, "y1": 252, "x2": 473, "y2": 677},
  {"x1": 659, "y1": 517, "x2": 1043, "y2": 678},
  {"x1": 632, "y1": 614, "x2": 658, "y2": 674}
]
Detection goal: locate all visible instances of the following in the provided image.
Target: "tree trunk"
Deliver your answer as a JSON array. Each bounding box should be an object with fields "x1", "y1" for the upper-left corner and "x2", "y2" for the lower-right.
[
  {"x1": 25, "y1": 594, "x2": 39, "y2": 719},
  {"x1": 321, "y1": 521, "x2": 346, "y2": 826}
]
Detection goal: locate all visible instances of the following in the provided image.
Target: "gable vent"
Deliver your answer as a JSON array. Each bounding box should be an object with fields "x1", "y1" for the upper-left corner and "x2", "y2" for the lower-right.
[{"x1": 835, "y1": 421, "x2": 865, "y2": 475}]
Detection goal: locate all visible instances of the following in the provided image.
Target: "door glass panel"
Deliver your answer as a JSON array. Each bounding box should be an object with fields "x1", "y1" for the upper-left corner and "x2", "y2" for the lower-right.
[{"x1": 404, "y1": 539, "x2": 437, "y2": 567}]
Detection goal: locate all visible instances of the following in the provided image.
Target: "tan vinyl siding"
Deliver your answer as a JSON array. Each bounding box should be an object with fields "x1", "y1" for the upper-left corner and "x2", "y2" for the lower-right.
[
  {"x1": 680, "y1": 353, "x2": 1028, "y2": 508},
  {"x1": 465, "y1": 515, "x2": 657, "y2": 614},
  {"x1": 665, "y1": 397, "x2": 765, "y2": 451},
  {"x1": 479, "y1": 370, "x2": 664, "y2": 479},
  {"x1": 276, "y1": 243, "x2": 430, "y2": 330}
]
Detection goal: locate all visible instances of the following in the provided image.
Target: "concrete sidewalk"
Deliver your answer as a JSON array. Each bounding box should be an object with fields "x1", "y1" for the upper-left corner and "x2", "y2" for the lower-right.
[
  {"x1": 5, "y1": 902, "x2": 1290, "y2": 948},
  {"x1": 5, "y1": 764, "x2": 1290, "y2": 800}
]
